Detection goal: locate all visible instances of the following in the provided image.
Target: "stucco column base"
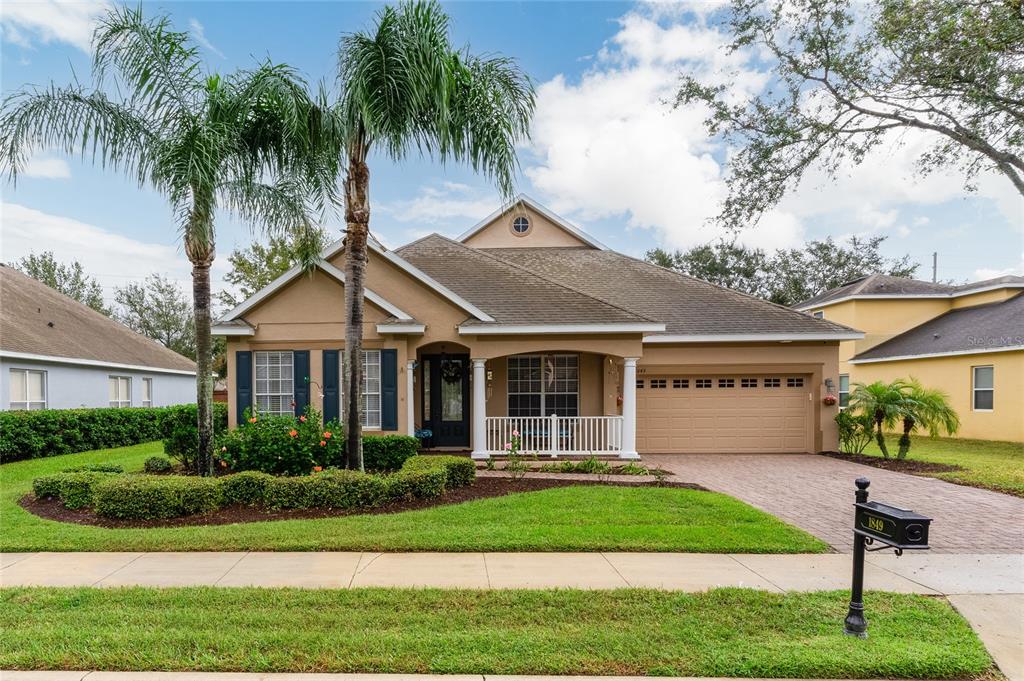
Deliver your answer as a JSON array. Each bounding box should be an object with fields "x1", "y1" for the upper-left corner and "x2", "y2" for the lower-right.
[{"x1": 618, "y1": 450, "x2": 641, "y2": 460}]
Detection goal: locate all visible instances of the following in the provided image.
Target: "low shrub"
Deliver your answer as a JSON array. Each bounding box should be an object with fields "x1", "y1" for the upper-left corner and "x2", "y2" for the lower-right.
[
  {"x1": 143, "y1": 456, "x2": 173, "y2": 473},
  {"x1": 220, "y1": 471, "x2": 275, "y2": 506},
  {"x1": 160, "y1": 403, "x2": 229, "y2": 471},
  {"x1": 0, "y1": 407, "x2": 167, "y2": 463},
  {"x1": 402, "y1": 455, "x2": 475, "y2": 488},
  {"x1": 362, "y1": 434, "x2": 421, "y2": 472},
  {"x1": 93, "y1": 475, "x2": 222, "y2": 520},
  {"x1": 263, "y1": 470, "x2": 391, "y2": 510},
  {"x1": 216, "y1": 406, "x2": 343, "y2": 476},
  {"x1": 63, "y1": 463, "x2": 124, "y2": 474},
  {"x1": 616, "y1": 461, "x2": 650, "y2": 476},
  {"x1": 32, "y1": 471, "x2": 122, "y2": 509},
  {"x1": 387, "y1": 466, "x2": 448, "y2": 500},
  {"x1": 836, "y1": 410, "x2": 874, "y2": 454}
]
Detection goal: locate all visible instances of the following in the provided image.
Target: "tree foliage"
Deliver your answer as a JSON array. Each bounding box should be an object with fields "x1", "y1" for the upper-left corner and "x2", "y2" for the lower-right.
[
  {"x1": 646, "y1": 234, "x2": 918, "y2": 305},
  {"x1": 11, "y1": 251, "x2": 110, "y2": 315},
  {"x1": 217, "y1": 228, "x2": 329, "y2": 310},
  {"x1": 676, "y1": 0, "x2": 1024, "y2": 229},
  {"x1": 114, "y1": 274, "x2": 196, "y2": 360}
]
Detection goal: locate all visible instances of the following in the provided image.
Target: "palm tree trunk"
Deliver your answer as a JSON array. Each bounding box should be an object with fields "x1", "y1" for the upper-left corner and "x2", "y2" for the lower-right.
[
  {"x1": 874, "y1": 411, "x2": 889, "y2": 459},
  {"x1": 191, "y1": 257, "x2": 215, "y2": 477},
  {"x1": 343, "y1": 148, "x2": 370, "y2": 471},
  {"x1": 897, "y1": 417, "x2": 913, "y2": 460}
]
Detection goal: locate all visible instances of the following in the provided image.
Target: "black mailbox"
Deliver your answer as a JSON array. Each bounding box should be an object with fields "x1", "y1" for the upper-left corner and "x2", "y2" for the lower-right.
[{"x1": 854, "y1": 500, "x2": 931, "y2": 550}]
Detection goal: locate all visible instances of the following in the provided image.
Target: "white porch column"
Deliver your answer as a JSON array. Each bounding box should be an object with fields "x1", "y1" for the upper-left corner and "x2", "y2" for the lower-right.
[
  {"x1": 620, "y1": 357, "x2": 640, "y2": 459},
  {"x1": 470, "y1": 358, "x2": 489, "y2": 459},
  {"x1": 406, "y1": 360, "x2": 416, "y2": 437}
]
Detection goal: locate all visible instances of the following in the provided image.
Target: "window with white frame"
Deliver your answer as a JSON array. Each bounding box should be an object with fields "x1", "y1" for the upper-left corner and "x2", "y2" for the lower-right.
[
  {"x1": 839, "y1": 374, "x2": 850, "y2": 408},
  {"x1": 972, "y1": 366, "x2": 993, "y2": 411},
  {"x1": 340, "y1": 349, "x2": 382, "y2": 428},
  {"x1": 108, "y1": 376, "x2": 131, "y2": 407},
  {"x1": 9, "y1": 369, "x2": 46, "y2": 410},
  {"x1": 508, "y1": 354, "x2": 578, "y2": 417},
  {"x1": 142, "y1": 378, "x2": 153, "y2": 407},
  {"x1": 254, "y1": 351, "x2": 293, "y2": 415}
]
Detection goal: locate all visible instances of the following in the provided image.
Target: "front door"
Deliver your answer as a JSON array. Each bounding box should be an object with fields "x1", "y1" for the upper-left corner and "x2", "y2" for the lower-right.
[{"x1": 421, "y1": 354, "x2": 470, "y2": 448}]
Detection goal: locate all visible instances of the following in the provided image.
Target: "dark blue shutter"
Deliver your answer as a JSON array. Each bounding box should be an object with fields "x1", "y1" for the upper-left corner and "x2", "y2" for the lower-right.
[
  {"x1": 293, "y1": 350, "x2": 310, "y2": 416},
  {"x1": 322, "y1": 350, "x2": 340, "y2": 423},
  {"x1": 235, "y1": 351, "x2": 252, "y2": 424},
  {"x1": 381, "y1": 349, "x2": 398, "y2": 431}
]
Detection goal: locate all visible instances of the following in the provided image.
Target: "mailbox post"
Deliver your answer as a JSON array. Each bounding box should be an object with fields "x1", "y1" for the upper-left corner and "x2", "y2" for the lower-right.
[{"x1": 844, "y1": 477, "x2": 932, "y2": 638}]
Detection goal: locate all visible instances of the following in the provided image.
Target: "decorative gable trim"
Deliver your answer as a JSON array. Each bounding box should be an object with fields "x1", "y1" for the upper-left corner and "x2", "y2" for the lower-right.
[{"x1": 456, "y1": 193, "x2": 608, "y2": 250}]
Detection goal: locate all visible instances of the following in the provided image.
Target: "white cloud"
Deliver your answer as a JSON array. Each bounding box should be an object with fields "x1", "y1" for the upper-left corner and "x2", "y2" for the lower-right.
[
  {"x1": 0, "y1": 0, "x2": 109, "y2": 53},
  {"x1": 23, "y1": 156, "x2": 71, "y2": 179},
  {"x1": 1, "y1": 203, "x2": 227, "y2": 304},
  {"x1": 188, "y1": 18, "x2": 225, "y2": 59},
  {"x1": 379, "y1": 184, "x2": 497, "y2": 227},
  {"x1": 974, "y1": 260, "x2": 1024, "y2": 281}
]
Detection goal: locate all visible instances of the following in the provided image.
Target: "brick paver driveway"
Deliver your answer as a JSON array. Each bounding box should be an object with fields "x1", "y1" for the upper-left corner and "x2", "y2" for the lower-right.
[{"x1": 653, "y1": 454, "x2": 1024, "y2": 553}]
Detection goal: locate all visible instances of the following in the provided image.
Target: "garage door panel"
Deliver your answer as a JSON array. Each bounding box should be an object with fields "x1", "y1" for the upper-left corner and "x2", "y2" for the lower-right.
[{"x1": 637, "y1": 374, "x2": 812, "y2": 454}]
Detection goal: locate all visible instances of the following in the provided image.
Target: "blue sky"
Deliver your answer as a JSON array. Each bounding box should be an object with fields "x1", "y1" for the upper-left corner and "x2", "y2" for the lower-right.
[{"x1": 2, "y1": 0, "x2": 1021, "y2": 307}]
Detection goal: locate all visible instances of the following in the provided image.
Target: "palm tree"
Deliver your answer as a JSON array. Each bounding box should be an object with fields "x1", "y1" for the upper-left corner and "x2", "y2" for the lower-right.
[
  {"x1": 0, "y1": 7, "x2": 331, "y2": 475},
  {"x1": 848, "y1": 380, "x2": 911, "y2": 458},
  {"x1": 332, "y1": 0, "x2": 534, "y2": 469},
  {"x1": 897, "y1": 379, "x2": 960, "y2": 459}
]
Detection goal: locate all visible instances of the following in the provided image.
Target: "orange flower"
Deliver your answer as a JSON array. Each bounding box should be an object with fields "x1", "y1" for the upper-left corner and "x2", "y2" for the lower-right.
[
  {"x1": 299, "y1": 415, "x2": 307, "y2": 423},
  {"x1": 248, "y1": 417, "x2": 257, "y2": 424},
  {"x1": 219, "y1": 460, "x2": 227, "y2": 468},
  {"x1": 319, "y1": 440, "x2": 326, "y2": 447},
  {"x1": 313, "y1": 466, "x2": 323, "y2": 472},
  {"x1": 288, "y1": 429, "x2": 298, "y2": 437},
  {"x1": 323, "y1": 431, "x2": 332, "y2": 439}
]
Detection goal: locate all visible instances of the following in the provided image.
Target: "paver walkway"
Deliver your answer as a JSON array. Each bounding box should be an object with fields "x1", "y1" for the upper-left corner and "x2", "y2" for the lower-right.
[
  {"x1": 652, "y1": 453, "x2": 1024, "y2": 553},
  {"x1": 2, "y1": 551, "x2": 1020, "y2": 594}
]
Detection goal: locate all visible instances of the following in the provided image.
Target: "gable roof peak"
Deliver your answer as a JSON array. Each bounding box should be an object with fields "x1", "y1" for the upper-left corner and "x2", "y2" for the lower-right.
[{"x1": 457, "y1": 194, "x2": 607, "y2": 250}]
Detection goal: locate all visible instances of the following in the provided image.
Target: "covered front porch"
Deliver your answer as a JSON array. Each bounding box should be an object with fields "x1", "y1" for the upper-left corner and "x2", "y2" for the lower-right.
[{"x1": 405, "y1": 342, "x2": 640, "y2": 459}]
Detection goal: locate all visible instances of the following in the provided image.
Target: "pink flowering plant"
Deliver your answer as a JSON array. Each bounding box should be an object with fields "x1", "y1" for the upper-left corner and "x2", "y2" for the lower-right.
[
  {"x1": 823, "y1": 393, "x2": 839, "y2": 406},
  {"x1": 215, "y1": 405, "x2": 344, "y2": 476},
  {"x1": 502, "y1": 428, "x2": 529, "y2": 479}
]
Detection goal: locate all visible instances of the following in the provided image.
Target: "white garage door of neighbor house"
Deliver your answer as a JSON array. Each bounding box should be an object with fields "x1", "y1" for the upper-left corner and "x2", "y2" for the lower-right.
[{"x1": 636, "y1": 374, "x2": 813, "y2": 454}]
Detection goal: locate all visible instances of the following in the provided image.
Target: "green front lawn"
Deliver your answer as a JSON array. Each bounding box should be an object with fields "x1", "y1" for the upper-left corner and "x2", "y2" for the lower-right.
[
  {"x1": 864, "y1": 435, "x2": 1024, "y2": 496},
  {"x1": 0, "y1": 587, "x2": 989, "y2": 677},
  {"x1": 0, "y1": 442, "x2": 827, "y2": 553}
]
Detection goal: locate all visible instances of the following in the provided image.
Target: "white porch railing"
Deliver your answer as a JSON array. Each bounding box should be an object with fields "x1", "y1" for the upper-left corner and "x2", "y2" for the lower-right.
[{"x1": 485, "y1": 415, "x2": 623, "y2": 457}]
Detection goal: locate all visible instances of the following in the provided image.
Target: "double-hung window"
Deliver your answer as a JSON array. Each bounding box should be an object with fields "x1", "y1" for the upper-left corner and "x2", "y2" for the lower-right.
[
  {"x1": 340, "y1": 349, "x2": 382, "y2": 428},
  {"x1": 142, "y1": 378, "x2": 153, "y2": 407},
  {"x1": 9, "y1": 369, "x2": 46, "y2": 410},
  {"x1": 254, "y1": 351, "x2": 294, "y2": 415},
  {"x1": 108, "y1": 376, "x2": 131, "y2": 407},
  {"x1": 839, "y1": 374, "x2": 850, "y2": 408},
  {"x1": 972, "y1": 366, "x2": 994, "y2": 411},
  {"x1": 507, "y1": 354, "x2": 578, "y2": 417}
]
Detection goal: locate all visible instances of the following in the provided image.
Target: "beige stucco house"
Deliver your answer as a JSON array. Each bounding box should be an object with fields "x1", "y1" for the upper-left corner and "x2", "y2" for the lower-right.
[
  {"x1": 795, "y1": 274, "x2": 1024, "y2": 442},
  {"x1": 215, "y1": 196, "x2": 861, "y2": 458}
]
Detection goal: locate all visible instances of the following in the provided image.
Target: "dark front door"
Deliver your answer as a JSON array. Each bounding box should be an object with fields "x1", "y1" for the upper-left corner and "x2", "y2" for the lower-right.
[{"x1": 421, "y1": 354, "x2": 470, "y2": 448}]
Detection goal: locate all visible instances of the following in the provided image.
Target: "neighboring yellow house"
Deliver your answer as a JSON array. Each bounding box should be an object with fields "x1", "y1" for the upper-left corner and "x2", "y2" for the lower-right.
[{"x1": 795, "y1": 274, "x2": 1024, "y2": 442}]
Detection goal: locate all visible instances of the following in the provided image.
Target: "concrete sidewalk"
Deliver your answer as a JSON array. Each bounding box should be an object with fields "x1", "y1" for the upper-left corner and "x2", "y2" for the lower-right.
[{"x1": 2, "y1": 551, "x2": 1020, "y2": 594}]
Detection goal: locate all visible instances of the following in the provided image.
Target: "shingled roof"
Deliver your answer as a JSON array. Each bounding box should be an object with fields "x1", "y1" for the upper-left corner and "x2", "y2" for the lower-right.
[
  {"x1": 1, "y1": 265, "x2": 196, "y2": 373},
  {"x1": 394, "y1": 237, "x2": 857, "y2": 337},
  {"x1": 852, "y1": 294, "x2": 1024, "y2": 362},
  {"x1": 795, "y1": 273, "x2": 1024, "y2": 310}
]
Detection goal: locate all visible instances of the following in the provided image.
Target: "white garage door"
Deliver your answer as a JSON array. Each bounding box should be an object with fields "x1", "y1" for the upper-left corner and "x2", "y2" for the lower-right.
[{"x1": 636, "y1": 374, "x2": 813, "y2": 454}]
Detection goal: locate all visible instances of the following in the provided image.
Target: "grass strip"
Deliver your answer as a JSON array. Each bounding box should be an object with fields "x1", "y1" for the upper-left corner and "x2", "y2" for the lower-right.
[
  {"x1": 0, "y1": 587, "x2": 990, "y2": 677},
  {"x1": 1, "y1": 443, "x2": 826, "y2": 553}
]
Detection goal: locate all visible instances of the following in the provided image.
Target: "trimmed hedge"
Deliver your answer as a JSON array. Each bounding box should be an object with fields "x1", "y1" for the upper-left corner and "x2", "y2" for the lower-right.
[
  {"x1": 63, "y1": 463, "x2": 124, "y2": 474},
  {"x1": 32, "y1": 471, "x2": 122, "y2": 510},
  {"x1": 263, "y1": 470, "x2": 390, "y2": 510},
  {"x1": 93, "y1": 476, "x2": 223, "y2": 520},
  {"x1": 0, "y1": 408, "x2": 166, "y2": 463},
  {"x1": 143, "y1": 456, "x2": 173, "y2": 473},
  {"x1": 386, "y1": 466, "x2": 448, "y2": 501},
  {"x1": 220, "y1": 471, "x2": 274, "y2": 506},
  {"x1": 362, "y1": 435, "x2": 421, "y2": 472},
  {"x1": 401, "y1": 455, "x2": 475, "y2": 488}
]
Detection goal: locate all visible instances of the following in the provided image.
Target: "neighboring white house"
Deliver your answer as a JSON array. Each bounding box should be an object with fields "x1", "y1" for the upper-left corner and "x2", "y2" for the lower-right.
[{"x1": 1, "y1": 265, "x2": 196, "y2": 410}]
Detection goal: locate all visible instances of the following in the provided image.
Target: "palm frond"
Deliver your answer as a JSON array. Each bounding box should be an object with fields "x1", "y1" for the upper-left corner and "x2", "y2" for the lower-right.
[{"x1": 0, "y1": 84, "x2": 155, "y2": 185}]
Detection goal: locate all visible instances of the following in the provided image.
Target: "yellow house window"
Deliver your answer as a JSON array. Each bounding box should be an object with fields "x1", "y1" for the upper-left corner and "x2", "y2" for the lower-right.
[
  {"x1": 812, "y1": 310, "x2": 824, "y2": 319},
  {"x1": 972, "y1": 366, "x2": 993, "y2": 411},
  {"x1": 839, "y1": 374, "x2": 850, "y2": 408}
]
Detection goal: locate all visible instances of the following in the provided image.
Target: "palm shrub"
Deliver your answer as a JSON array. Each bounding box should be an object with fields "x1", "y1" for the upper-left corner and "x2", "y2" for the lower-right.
[
  {"x1": 0, "y1": 6, "x2": 332, "y2": 475},
  {"x1": 897, "y1": 379, "x2": 960, "y2": 459},
  {"x1": 330, "y1": 0, "x2": 534, "y2": 469},
  {"x1": 847, "y1": 380, "x2": 911, "y2": 458}
]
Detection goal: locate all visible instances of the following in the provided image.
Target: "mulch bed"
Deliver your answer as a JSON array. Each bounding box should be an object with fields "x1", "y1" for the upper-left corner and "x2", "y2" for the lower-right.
[
  {"x1": 20, "y1": 476, "x2": 705, "y2": 530},
  {"x1": 821, "y1": 451, "x2": 965, "y2": 475}
]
